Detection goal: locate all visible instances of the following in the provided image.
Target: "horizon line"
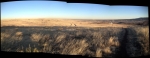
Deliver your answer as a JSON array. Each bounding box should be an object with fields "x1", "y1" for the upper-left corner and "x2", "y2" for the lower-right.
[{"x1": 1, "y1": 17, "x2": 148, "y2": 20}]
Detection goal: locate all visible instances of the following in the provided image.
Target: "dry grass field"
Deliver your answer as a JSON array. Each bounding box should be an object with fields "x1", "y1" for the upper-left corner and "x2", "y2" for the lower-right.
[
  {"x1": 1, "y1": 19, "x2": 149, "y2": 57},
  {"x1": 1, "y1": 19, "x2": 134, "y2": 28}
]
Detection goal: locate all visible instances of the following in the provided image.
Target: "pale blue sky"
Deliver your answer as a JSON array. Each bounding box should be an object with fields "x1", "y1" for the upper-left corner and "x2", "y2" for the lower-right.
[{"x1": 1, "y1": 1, "x2": 148, "y2": 20}]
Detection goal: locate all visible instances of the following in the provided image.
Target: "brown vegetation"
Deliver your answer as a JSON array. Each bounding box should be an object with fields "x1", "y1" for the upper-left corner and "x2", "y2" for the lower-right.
[{"x1": 1, "y1": 19, "x2": 149, "y2": 57}]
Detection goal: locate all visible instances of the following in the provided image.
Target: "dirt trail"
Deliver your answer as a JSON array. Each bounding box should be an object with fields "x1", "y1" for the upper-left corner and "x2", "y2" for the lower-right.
[{"x1": 116, "y1": 28, "x2": 128, "y2": 57}]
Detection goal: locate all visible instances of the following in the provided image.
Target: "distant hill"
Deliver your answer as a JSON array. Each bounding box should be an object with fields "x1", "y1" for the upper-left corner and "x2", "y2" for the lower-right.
[{"x1": 134, "y1": 17, "x2": 148, "y2": 20}]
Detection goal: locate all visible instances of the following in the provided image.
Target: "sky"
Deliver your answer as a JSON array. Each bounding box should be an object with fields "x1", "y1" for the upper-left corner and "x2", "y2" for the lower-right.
[{"x1": 1, "y1": 1, "x2": 148, "y2": 20}]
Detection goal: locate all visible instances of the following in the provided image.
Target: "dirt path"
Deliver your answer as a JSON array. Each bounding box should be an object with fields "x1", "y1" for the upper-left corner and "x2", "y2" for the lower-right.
[{"x1": 116, "y1": 28, "x2": 128, "y2": 57}]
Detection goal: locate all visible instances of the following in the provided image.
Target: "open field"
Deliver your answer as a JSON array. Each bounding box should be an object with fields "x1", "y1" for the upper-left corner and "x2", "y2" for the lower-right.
[
  {"x1": 2, "y1": 18, "x2": 148, "y2": 28},
  {"x1": 1, "y1": 19, "x2": 149, "y2": 57}
]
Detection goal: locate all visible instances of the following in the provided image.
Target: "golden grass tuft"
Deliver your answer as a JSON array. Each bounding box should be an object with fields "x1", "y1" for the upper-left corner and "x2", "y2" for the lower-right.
[
  {"x1": 108, "y1": 37, "x2": 120, "y2": 47},
  {"x1": 102, "y1": 47, "x2": 112, "y2": 54},
  {"x1": 1, "y1": 32, "x2": 11, "y2": 40},
  {"x1": 96, "y1": 48, "x2": 102, "y2": 57},
  {"x1": 55, "y1": 34, "x2": 66, "y2": 43},
  {"x1": 15, "y1": 31, "x2": 23, "y2": 36},
  {"x1": 62, "y1": 39, "x2": 88, "y2": 55},
  {"x1": 30, "y1": 33, "x2": 43, "y2": 42},
  {"x1": 33, "y1": 48, "x2": 39, "y2": 52},
  {"x1": 26, "y1": 44, "x2": 32, "y2": 52}
]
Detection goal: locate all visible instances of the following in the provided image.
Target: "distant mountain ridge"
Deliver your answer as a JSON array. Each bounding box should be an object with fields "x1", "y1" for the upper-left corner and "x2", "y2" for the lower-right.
[{"x1": 134, "y1": 17, "x2": 148, "y2": 20}]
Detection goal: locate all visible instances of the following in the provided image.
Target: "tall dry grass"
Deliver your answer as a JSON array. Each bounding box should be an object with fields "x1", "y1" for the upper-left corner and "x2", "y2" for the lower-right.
[
  {"x1": 1, "y1": 26, "x2": 149, "y2": 57},
  {"x1": 127, "y1": 26, "x2": 149, "y2": 57}
]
